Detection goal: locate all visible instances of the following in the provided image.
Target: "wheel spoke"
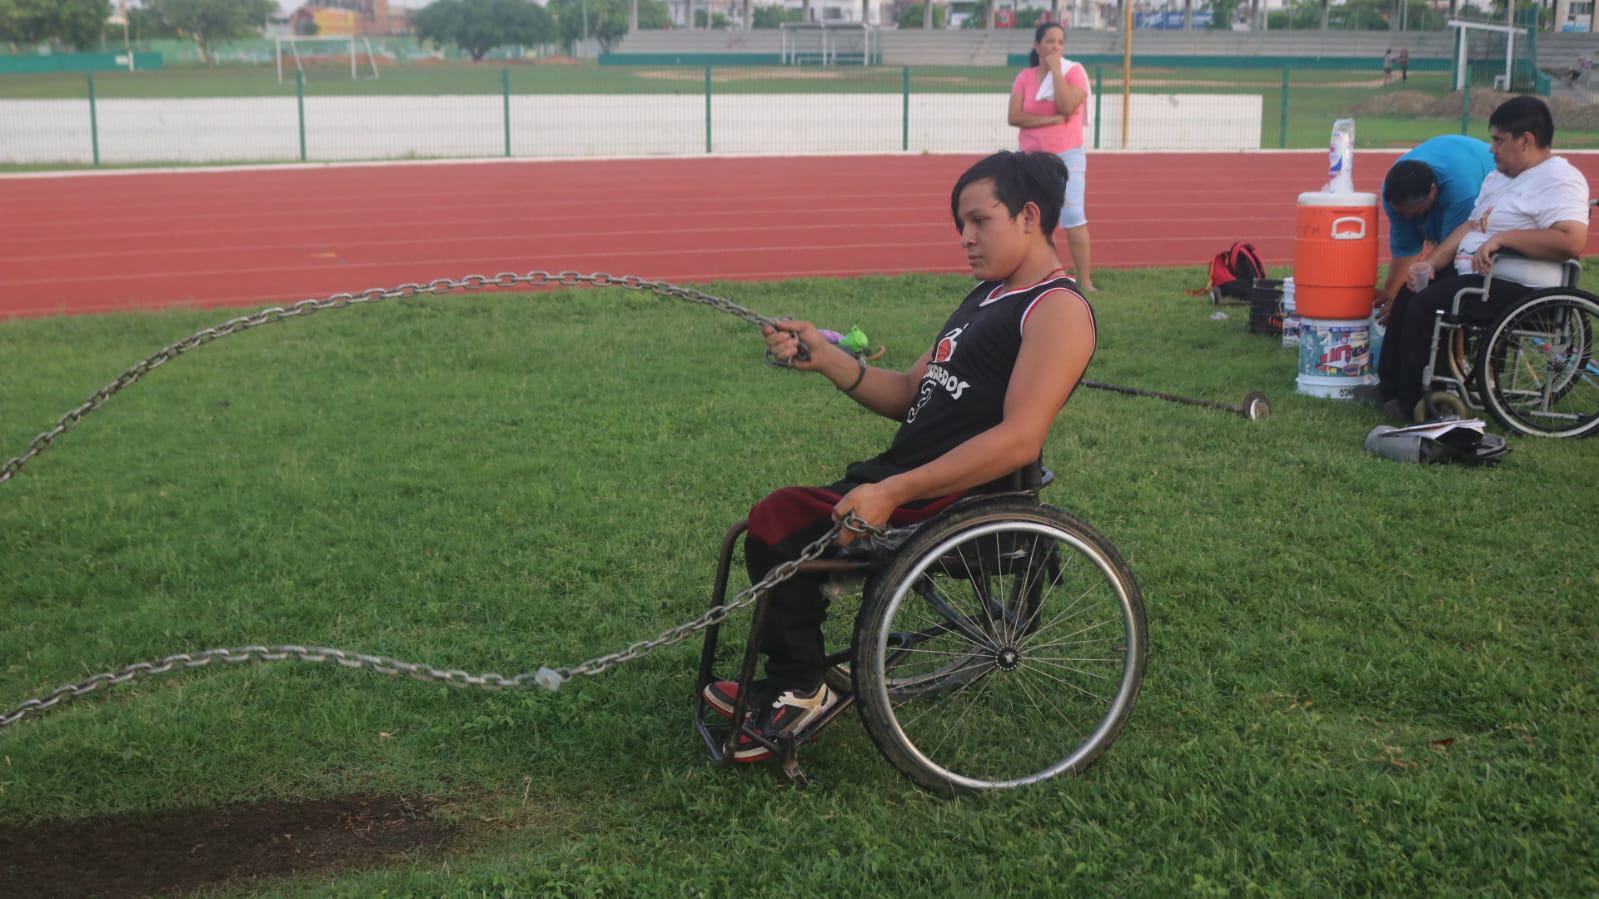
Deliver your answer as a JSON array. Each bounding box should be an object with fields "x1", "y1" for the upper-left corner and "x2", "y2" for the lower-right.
[
  {"x1": 1018, "y1": 659, "x2": 1114, "y2": 705},
  {"x1": 1021, "y1": 583, "x2": 1109, "y2": 649},
  {"x1": 860, "y1": 511, "x2": 1145, "y2": 791}
]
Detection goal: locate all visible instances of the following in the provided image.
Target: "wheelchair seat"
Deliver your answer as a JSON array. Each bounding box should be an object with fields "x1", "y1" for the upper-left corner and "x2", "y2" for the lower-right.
[
  {"x1": 1449, "y1": 251, "x2": 1582, "y2": 319},
  {"x1": 824, "y1": 458, "x2": 1054, "y2": 564}
]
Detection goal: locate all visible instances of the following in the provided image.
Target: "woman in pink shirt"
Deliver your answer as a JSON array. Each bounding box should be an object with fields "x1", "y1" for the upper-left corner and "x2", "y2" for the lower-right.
[{"x1": 1009, "y1": 22, "x2": 1096, "y2": 291}]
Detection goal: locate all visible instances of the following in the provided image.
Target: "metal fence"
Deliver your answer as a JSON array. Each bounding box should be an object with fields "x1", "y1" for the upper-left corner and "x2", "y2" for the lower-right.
[{"x1": 0, "y1": 62, "x2": 1576, "y2": 168}]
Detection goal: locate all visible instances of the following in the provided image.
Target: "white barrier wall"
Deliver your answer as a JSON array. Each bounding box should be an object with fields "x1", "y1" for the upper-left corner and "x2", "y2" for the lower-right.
[{"x1": 0, "y1": 93, "x2": 1263, "y2": 164}]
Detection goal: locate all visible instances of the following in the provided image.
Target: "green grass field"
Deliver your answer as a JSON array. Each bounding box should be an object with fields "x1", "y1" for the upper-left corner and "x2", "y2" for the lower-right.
[
  {"x1": 2, "y1": 265, "x2": 1596, "y2": 896},
  {"x1": 4, "y1": 61, "x2": 1595, "y2": 158}
]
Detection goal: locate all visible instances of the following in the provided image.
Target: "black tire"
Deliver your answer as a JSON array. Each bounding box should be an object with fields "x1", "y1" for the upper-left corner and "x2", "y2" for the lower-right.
[
  {"x1": 1479, "y1": 291, "x2": 1599, "y2": 438},
  {"x1": 1424, "y1": 390, "x2": 1471, "y2": 421},
  {"x1": 851, "y1": 499, "x2": 1147, "y2": 795}
]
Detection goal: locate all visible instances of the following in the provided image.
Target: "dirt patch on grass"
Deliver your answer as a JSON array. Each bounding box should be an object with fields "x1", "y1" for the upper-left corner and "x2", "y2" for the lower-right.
[
  {"x1": 1354, "y1": 89, "x2": 1599, "y2": 129},
  {"x1": 0, "y1": 794, "x2": 453, "y2": 898}
]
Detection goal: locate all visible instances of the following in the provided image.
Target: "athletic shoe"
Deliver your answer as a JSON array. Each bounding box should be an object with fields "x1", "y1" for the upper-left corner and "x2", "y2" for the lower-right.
[
  {"x1": 1381, "y1": 398, "x2": 1414, "y2": 425},
  {"x1": 756, "y1": 683, "x2": 838, "y2": 740},
  {"x1": 702, "y1": 678, "x2": 765, "y2": 720},
  {"x1": 704, "y1": 681, "x2": 839, "y2": 763}
]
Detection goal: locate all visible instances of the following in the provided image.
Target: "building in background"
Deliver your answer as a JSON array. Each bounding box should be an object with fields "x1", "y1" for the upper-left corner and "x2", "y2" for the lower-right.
[
  {"x1": 288, "y1": 1, "x2": 413, "y2": 35},
  {"x1": 1553, "y1": 0, "x2": 1595, "y2": 31}
]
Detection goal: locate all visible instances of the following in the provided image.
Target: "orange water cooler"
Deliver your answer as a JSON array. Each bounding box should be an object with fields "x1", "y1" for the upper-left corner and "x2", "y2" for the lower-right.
[
  {"x1": 1293, "y1": 192, "x2": 1379, "y2": 398},
  {"x1": 1293, "y1": 191, "x2": 1378, "y2": 319}
]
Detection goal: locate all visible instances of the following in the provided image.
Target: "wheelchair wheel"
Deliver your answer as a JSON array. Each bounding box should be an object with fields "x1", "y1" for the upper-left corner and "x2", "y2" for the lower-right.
[
  {"x1": 1479, "y1": 291, "x2": 1599, "y2": 439},
  {"x1": 851, "y1": 498, "x2": 1146, "y2": 794},
  {"x1": 1423, "y1": 390, "x2": 1471, "y2": 421}
]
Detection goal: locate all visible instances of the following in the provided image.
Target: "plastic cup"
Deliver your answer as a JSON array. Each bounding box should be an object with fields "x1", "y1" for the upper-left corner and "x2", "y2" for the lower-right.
[{"x1": 1407, "y1": 263, "x2": 1432, "y2": 293}]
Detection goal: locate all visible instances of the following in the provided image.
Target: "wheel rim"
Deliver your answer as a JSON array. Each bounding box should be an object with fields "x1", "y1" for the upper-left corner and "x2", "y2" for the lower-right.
[
  {"x1": 870, "y1": 519, "x2": 1141, "y2": 790},
  {"x1": 1484, "y1": 297, "x2": 1599, "y2": 437}
]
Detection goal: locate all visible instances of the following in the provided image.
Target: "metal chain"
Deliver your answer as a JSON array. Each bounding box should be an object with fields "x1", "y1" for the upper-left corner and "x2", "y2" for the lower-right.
[
  {"x1": 0, "y1": 513, "x2": 889, "y2": 732},
  {"x1": 0, "y1": 271, "x2": 879, "y2": 732},
  {"x1": 0, "y1": 271, "x2": 783, "y2": 487}
]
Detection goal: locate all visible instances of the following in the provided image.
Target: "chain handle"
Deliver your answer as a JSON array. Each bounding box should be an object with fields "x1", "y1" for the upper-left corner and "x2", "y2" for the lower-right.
[{"x1": 0, "y1": 271, "x2": 787, "y2": 487}]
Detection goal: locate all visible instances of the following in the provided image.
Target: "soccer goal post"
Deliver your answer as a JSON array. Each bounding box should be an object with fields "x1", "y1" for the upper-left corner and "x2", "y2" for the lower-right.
[
  {"x1": 1448, "y1": 19, "x2": 1531, "y2": 93},
  {"x1": 276, "y1": 35, "x2": 380, "y2": 83}
]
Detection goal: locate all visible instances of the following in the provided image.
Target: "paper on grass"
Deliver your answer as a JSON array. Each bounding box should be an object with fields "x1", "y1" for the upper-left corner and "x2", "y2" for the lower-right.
[{"x1": 1381, "y1": 418, "x2": 1488, "y2": 441}]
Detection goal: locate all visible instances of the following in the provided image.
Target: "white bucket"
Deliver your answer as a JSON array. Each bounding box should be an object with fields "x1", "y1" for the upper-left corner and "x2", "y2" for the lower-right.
[
  {"x1": 1296, "y1": 316, "x2": 1373, "y2": 399},
  {"x1": 1296, "y1": 372, "x2": 1371, "y2": 399}
]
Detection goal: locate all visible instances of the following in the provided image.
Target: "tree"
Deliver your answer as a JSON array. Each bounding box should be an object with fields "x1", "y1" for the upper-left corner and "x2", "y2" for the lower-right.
[
  {"x1": 146, "y1": 0, "x2": 274, "y2": 65},
  {"x1": 547, "y1": 0, "x2": 666, "y2": 54},
  {"x1": 1208, "y1": 0, "x2": 1243, "y2": 29},
  {"x1": 897, "y1": 3, "x2": 947, "y2": 28},
  {"x1": 126, "y1": 5, "x2": 179, "y2": 40},
  {"x1": 754, "y1": 5, "x2": 803, "y2": 27},
  {"x1": 0, "y1": 0, "x2": 110, "y2": 51},
  {"x1": 414, "y1": 0, "x2": 557, "y2": 61}
]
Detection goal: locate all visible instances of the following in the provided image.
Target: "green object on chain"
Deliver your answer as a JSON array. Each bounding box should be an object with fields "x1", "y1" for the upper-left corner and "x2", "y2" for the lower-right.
[{"x1": 837, "y1": 325, "x2": 871, "y2": 356}]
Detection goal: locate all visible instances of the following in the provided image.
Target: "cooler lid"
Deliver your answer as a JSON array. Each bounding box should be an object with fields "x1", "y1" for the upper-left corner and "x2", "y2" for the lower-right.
[{"x1": 1298, "y1": 191, "x2": 1378, "y2": 207}]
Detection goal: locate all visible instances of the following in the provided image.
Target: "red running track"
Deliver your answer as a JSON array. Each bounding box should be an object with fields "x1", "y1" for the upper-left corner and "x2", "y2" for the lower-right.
[{"x1": 4, "y1": 152, "x2": 1599, "y2": 319}]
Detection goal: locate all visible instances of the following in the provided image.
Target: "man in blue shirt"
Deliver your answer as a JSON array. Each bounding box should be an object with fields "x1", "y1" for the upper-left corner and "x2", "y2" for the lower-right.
[{"x1": 1375, "y1": 135, "x2": 1495, "y2": 323}]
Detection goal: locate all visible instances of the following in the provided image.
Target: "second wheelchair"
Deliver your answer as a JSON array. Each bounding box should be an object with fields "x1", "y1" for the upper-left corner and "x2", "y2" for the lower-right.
[{"x1": 1414, "y1": 255, "x2": 1599, "y2": 439}]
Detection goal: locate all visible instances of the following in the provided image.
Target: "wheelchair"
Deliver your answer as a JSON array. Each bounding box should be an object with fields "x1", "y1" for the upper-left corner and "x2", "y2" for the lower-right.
[
  {"x1": 1417, "y1": 253, "x2": 1599, "y2": 439},
  {"x1": 691, "y1": 463, "x2": 1148, "y2": 795}
]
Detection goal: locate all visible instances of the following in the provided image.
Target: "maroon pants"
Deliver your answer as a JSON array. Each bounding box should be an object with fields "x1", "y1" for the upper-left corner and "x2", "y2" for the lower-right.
[{"x1": 744, "y1": 483, "x2": 963, "y2": 690}]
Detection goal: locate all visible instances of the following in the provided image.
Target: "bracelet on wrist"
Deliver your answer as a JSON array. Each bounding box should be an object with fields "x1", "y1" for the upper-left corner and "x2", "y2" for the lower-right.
[{"x1": 841, "y1": 355, "x2": 868, "y2": 394}]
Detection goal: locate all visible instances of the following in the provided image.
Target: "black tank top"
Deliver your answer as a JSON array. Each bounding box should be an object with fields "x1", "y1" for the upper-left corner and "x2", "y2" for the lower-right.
[{"x1": 844, "y1": 275, "x2": 1089, "y2": 484}]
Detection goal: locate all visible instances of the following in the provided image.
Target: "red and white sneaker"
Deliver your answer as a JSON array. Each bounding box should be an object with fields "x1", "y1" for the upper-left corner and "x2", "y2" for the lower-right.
[
  {"x1": 745, "y1": 683, "x2": 839, "y2": 762},
  {"x1": 701, "y1": 679, "x2": 758, "y2": 720},
  {"x1": 701, "y1": 680, "x2": 840, "y2": 763}
]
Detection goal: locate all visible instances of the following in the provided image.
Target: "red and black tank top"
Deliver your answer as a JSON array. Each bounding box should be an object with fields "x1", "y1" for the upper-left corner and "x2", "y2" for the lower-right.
[{"x1": 844, "y1": 275, "x2": 1090, "y2": 484}]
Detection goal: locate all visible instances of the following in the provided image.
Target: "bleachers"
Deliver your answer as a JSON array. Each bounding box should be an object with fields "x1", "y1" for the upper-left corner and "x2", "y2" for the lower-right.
[{"x1": 1538, "y1": 32, "x2": 1599, "y2": 75}]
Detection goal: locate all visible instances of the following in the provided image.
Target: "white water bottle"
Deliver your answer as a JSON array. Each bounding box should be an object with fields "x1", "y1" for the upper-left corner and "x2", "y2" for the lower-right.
[
  {"x1": 1281, "y1": 277, "x2": 1300, "y2": 347},
  {"x1": 1326, "y1": 118, "x2": 1355, "y2": 194}
]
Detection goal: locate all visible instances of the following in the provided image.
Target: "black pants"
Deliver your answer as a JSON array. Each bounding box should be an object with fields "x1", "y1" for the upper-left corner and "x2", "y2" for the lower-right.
[
  {"x1": 1376, "y1": 263, "x2": 1456, "y2": 399},
  {"x1": 1380, "y1": 271, "x2": 1533, "y2": 407},
  {"x1": 743, "y1": 483, "x2": 961, "y2": 691}
]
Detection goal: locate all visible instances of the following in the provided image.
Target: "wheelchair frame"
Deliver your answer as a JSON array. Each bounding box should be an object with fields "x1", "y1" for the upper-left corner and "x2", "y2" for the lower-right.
[
  {"x1": 1417, "y1": 254, "x2": 1599, "y2": 438},
  {"x1": 691, "y1": 463, "x2": 1149, "y2": 794}
]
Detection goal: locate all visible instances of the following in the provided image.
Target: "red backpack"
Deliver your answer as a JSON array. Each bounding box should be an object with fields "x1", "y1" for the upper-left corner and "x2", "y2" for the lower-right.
[{"x1": 1193, "y1": 241, "x2": 1267, "y2": 301}]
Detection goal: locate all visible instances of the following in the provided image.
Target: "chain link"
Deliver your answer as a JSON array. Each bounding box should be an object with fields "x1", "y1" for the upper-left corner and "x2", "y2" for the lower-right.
[
  {"x1": 0, "y1": 516, "x2": 896, "y2": 731},
  {"x1": 0, "y1": 272, "x2": 884, "y2": 730},
  {"x1": 0, "y1": 271, "x2": 783, "y2": 487}
]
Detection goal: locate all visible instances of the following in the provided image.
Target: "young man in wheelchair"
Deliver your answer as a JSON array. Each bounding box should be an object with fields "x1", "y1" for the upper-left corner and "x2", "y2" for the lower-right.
[
  {"x1": 703, "y1": 151, "x2": 1097, "y2": 762},
  {"x1": 1367, "y1": 97, "x2": 1591, "y2": 423}
]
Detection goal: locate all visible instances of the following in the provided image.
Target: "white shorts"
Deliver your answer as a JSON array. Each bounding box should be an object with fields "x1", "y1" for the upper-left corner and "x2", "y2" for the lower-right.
[{"x1": 1057, "y1": 147, "x2": 1088, "y2": 229}]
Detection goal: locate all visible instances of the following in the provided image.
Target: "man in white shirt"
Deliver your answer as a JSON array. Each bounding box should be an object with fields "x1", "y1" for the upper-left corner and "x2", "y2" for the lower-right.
[{"x1": 1369, "y1": 97, "x2": 1591, "y2": 421}]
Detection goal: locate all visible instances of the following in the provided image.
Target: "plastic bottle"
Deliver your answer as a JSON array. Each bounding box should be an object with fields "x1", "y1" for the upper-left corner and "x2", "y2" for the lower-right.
[
  {"x1": 1281, "y1": 277, "x2": 1301, "y2": 347},
  {"x1": 1326, "y1": 118, "x2": 1355, "y2": 194}
]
